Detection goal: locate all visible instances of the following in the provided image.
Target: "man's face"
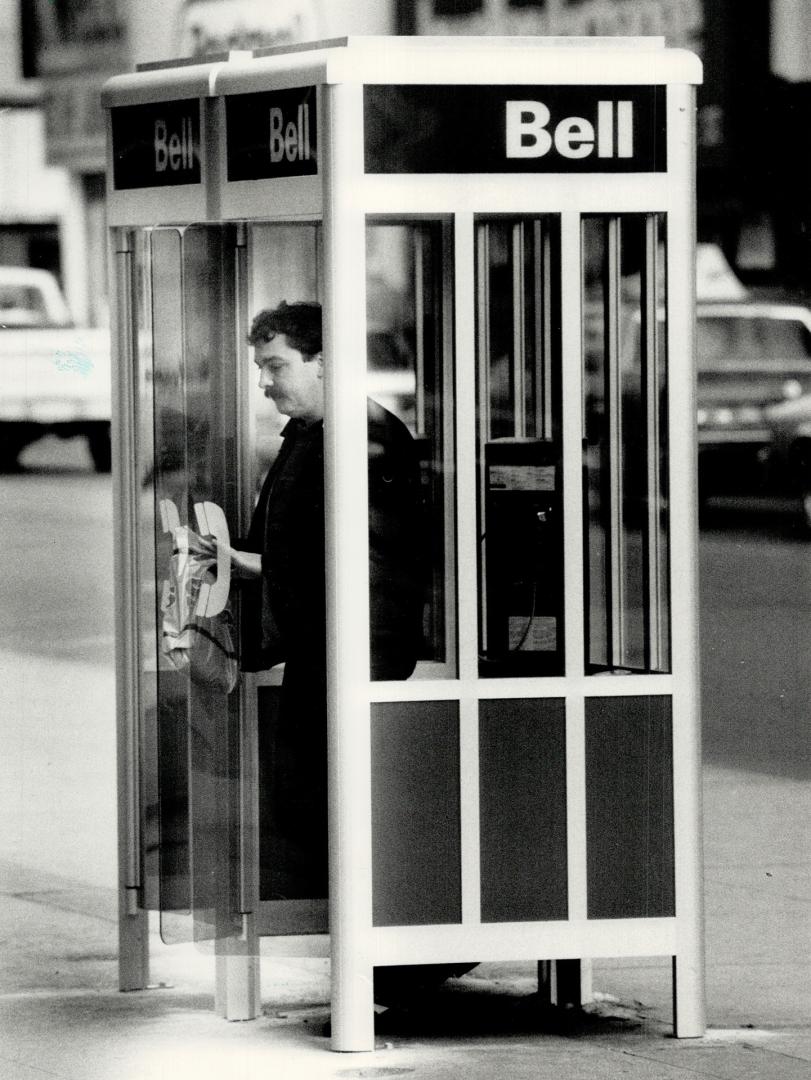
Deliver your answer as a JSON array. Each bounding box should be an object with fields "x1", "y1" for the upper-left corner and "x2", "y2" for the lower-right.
[{"x1": 254, "y1": 334, "x2": 324, "y2": 422}]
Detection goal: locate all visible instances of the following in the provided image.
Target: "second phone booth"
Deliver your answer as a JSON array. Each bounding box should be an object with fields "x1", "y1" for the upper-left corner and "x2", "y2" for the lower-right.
[{"x1": 104, "y1": 37, "x2": 704, "y2": 1052}]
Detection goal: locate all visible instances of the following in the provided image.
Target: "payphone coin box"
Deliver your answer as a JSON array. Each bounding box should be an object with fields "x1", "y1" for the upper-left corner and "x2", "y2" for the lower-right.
[{"x1": 104, "y1": 37, "x2": 704, "y2": 1051}]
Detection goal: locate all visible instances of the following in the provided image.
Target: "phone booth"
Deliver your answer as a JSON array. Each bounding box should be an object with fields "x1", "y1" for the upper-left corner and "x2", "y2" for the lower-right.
[{"x1": 104, "y1": 36, "x2": 704, "y2": 1053}]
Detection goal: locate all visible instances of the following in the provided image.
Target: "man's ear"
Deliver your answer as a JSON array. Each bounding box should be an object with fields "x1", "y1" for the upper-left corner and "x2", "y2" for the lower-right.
[{"x1": 315, "y1": 351, "x2": 324, "y2": 377}]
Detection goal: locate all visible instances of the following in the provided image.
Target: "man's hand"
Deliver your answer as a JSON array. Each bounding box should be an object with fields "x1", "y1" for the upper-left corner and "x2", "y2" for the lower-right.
[{"x1": 174, "y1": 527, "x2": 261, "y2": 579}]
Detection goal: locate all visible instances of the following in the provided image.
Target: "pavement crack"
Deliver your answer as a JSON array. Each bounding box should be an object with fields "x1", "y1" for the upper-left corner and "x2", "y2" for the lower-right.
[
  {"x1": 620, "y1": 1049, "x2": 730, "y2": 1080},
  {"x1": 764, "y1": 1048, "x2": 811, "y2": 1064},
  {"x1": 4, "y1": 889, "x2": 117, "y2": 924},
  {"x1": 0, "y1": 1050, "x2": 81, "y2": 1079}
]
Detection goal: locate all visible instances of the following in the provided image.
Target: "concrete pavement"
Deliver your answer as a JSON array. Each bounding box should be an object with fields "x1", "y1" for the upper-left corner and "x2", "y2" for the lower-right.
[
  {"x1": 1, "y1": 738, "x2": 808, "y2": 1077},
  {"x1": 1, "y1": 876, "x2": 810, "y2": 1080},
  {"x1": 1, "y1": 459, "x2": 809, "y2": 1078}
]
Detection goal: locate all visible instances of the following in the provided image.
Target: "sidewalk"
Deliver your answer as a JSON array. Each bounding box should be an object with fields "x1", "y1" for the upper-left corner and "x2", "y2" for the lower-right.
[
  {"x1": 3, "y1": 983, "x2": 809, "y2": 1080},
  {"x1": 1, "y1": 483, "x2": 809, "y2": 1079},
  {"x1": 1, "y1": 654, "x2": 809, "y2": 1079},
  {"x1": 2, "y1": 921, "x2": 809, "y2": 1080},
  {"x1": 1, "y1": 831, "x2": 809, "y2": 1080}
]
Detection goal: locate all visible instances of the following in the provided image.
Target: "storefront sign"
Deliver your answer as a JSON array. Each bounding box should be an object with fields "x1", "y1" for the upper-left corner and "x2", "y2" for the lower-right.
[
  {"x1": 226, "y1": 87, "x2": 317, "y2": 181},
  {"x1": 177, "y1": 0, "x2": 318, "y2": 56},
  {"x1": 416, "y1": 0, "x2": 703, "y2": 54},
  {"x1": 364, "y1": 85, "x2": 666, "y2": 174},
  {"x1": 111, "y1": 99, "x2": 201, "y2": 189}
]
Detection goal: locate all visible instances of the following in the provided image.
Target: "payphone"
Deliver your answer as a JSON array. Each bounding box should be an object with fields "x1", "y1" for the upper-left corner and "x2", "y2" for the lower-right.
[
  {"x1": 482, "y1": 438, "x2": 563, "y2": 676},
  {"x1": 105, "y1": 36, "x2": 704, "y2": 1053}
]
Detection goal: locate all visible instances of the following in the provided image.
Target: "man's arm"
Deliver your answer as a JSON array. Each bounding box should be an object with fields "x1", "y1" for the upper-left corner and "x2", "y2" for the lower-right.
[{"x1": 183, "y1": 529, "x2": 262, "y2": 579}]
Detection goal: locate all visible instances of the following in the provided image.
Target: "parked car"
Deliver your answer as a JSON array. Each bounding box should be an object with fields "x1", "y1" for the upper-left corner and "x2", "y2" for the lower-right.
[
  {"x1": 696, "y1": 301, "x2": 811, "y2": 502},
  {"x1": 765, "y1": 392, "x2": 811, "y2": 531},
  {"x1": 0, "y1": 266, "x2": 111, "y2": 471}
]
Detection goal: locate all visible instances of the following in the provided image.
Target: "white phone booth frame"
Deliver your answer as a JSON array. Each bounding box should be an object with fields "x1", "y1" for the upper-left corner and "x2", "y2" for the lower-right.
[{"x1": 104, "y1": 37, "x2": 704, "y2": 1054}]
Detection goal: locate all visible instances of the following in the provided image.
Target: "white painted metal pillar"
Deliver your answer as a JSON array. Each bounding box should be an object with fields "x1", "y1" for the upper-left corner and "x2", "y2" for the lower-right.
[
  {"x1": 667, "y1": 80, "x2": 705, "y2": 1039},
  {"x1": 111, "y1": 225, "x2": 150, "y2": 992},
  {"x1": 323, "y1": 78, "x2": 377, "y2": 1053}
]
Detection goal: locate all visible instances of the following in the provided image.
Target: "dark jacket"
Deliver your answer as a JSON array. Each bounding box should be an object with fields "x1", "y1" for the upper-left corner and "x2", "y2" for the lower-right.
[{"x1": 238, "y1": 398, "x2": 424, "y2": 681}]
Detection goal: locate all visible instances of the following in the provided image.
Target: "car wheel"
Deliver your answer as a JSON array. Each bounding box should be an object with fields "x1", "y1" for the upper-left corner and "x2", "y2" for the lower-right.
[
  {"x1": 801, "y1": 492, "x2": 811, "y2": 536},
  {"x1": 87, "y1": 424, "x2": 112, "y2": 473},
  {"x1": 0, "y1": 426, "x2": 30, "y2": 472}
]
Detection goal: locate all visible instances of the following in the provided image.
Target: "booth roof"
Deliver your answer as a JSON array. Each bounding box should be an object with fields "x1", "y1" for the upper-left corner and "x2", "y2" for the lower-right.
[{"x1": 102, "y1": 36, "x2": 702, "y2": 108}]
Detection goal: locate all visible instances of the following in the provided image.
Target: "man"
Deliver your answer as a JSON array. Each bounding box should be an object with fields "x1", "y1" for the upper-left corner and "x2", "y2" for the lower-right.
[
  {"x1": 207, "y1": 300, "x2": 423, "y2": 898},
  {"x1": 203, "y1": 300, "x2": 472, "y2": 1012}
]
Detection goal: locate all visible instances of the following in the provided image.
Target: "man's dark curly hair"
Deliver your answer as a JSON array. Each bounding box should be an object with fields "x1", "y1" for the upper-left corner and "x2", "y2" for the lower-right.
[{"x1": 248, "y1": 301, "x2": 322, "y2": 358}]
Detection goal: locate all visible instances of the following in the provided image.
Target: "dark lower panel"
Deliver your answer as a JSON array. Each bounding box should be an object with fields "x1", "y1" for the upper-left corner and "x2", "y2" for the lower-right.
[
  {"x1": 479, "y1": 698, "x2": 568, "y2": 922},
  {"x1": 257, "y1": 685, "x2": 328, "y2": 903},
  {"x1": 585, "y1": 695, "x2": 675, "y2": 919},
  {"x1": 371, "y1": 701, "x2": 462, "y2": 927},
  {"x1": 155, "y1": 675, "x2": 190, "y2": 913}
]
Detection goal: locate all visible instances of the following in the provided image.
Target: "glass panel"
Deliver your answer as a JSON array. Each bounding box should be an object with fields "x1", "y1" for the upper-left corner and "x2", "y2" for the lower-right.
[
  {"x1": 246, "y1": 225, "x2": 330, "y2": 918},
  {"x1": 366, "y1": 221, "x2": 454, "y2": 678},
  {"x1": 138, "y1": 225, "x2": 242, "y2": 944},
  {"x1": 476, "y1": 217, "x2": 563, "y2": 677},
  {"x1": 585, "y1": 696, "x2": 675, "y2": 918},
  {"x1": 147, "y1": 229, "x2": 190, "y2": 927},
  {"x1": 479, "y1": 698, "x2": 567, "y2": 922},
  {"x1": 582, "y1": 214, "x2": 671, "y2": 674},
  {"x1": 135, "y1": 229, "x2": 160, "y2": 913},
  {"x1": 248, "y1": 224, "x2": 322, "y2": 485},
  {"x1": 371, "y1": 701, "x2": 462, "y2": 927}
]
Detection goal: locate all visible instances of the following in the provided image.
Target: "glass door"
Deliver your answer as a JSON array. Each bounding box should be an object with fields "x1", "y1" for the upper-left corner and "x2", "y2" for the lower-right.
[
  {"x1": 245, "y1": 223, "x2": 329, "y2": 933},
  {"x1": 136, "y1": 224, "x2": 244, "y2": 944}
]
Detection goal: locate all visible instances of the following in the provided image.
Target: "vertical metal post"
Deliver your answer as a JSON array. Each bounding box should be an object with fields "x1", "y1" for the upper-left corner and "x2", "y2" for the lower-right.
[
  {"x1": 454, "y1": 211, "x2": 483, "y2": 921},
  {"x1": 233, "y1": 223, "x2": 258, "y2": 926},
  {"x1": 642, "y1": 213, "x2": 665, "y2": 673},
  {"x1": 215, "y1": 222, "x2": 261, "y2": 1022},
  {"x1": 414, "y1": 228, "x2": 427, "y2": 436},
  {"x1": 111, "y1": 225, "x2": 150, "y2": 991},
  {"x1": 538, "y1": 960, "x2": 588, "y2": 1008},
  {"x1": 606, "y1": 216, "x2": 625, "y2": 668},
  {"x1": 560, "y1": 211, "x2": 589, "y2": 1007},
  {"x1": 324, "y1": 80, "x2": 376, "y2": 1053},
  {"x1": 475, "y1": 221, "x2": 491, "y2": 655},
  {"x1": 512, "y1": 220, "x2": 527, "y2": 438},
  {"x1": 442, "y1": 220, "x2": 459, "y2": 676},
  {"x1": 476, "y1": 222, "x2": 492, "y2": 446},
  {"x1": 667, "y1": 83, "x2": 705, "y2": 1039}
]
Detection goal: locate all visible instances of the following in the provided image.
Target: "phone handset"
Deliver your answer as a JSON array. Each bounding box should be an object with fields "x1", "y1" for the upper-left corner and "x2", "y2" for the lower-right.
[
  {"x1": 159, "y1": 497, "x2": 181, "y2": 535},
  {"x1": 193, "y1": 501, "x2": 231, "y2": 617},
  {"x1": 158, "y1": 498, "x2": 232, "y2": 617}
]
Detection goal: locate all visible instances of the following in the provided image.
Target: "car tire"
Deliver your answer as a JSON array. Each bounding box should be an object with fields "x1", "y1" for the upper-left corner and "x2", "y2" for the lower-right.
[
  {"x1": 800, "y1": 492, "x2": 811, "y2": 537},
  {"x1": 87, "y1": 423, "x2": 112, "y2": 473},
  {"x1": 0, "y1": 425, "x2": 32, "y2": 472}
]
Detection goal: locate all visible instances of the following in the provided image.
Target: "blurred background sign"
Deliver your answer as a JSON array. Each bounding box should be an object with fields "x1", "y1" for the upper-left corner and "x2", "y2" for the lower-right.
[
  {"x1": 771, "y1": 0, "x2": 811, "y2": 81},
  {"x1": 177, "y1": 0, "x2": 319, "y2": 56},
  {"x1": 3, "y1": 0, "x2": 810, "y2": 345},
  {"x1": 423, "y1": 0, "x2": 703, "y2": 51}
]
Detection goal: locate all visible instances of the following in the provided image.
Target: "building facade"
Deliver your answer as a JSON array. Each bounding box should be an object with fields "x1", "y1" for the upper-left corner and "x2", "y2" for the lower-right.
[
  {"x1": 21, "y1": 0, "x2": 394, "y2": 327},
  {"x1": 397, "y1": 0, "x2": 809, "y2": 297},
  {"x1": 22, "y1": 0, "x2": 811, "y2": 308},
  {"x1": 0, "y1": 0, "x2": 71, "y2": 307}
]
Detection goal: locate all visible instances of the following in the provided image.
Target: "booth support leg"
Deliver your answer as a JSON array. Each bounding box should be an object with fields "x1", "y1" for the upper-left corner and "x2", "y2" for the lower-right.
[
  {"x1": 330, "y1": 956, "x2": 375, "y2": 1052},
  {"x1": 537, "y1": 960, "x2": 591, "y2": 1008},
  {"x1": 118, "y1": 887, "x2": 149, "y2": 991},
  {"x1": 672, "y1": 953, "x2": 705, "y2": 1037},
  {"x1": 215, "y1": 915, "x2": 261, "y2": 1021}
]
